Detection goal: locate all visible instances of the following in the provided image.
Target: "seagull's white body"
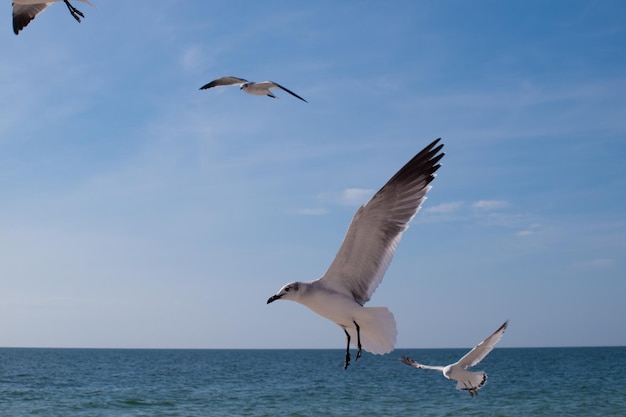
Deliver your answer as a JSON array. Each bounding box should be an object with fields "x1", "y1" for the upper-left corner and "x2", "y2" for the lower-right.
[
  {"x1": 199, "y1": 76, "x2": 308, "y2": 102},
  {"x1": 294, "y1": 283, "x2": 397, "y2": 356},
  {"x1": 12, "y1": 0, "x2": 94, "y2": 35},
  {"x1": 401, "y1": 320, "x2": 508, "y2": 396},
  {"x1": 268, "y1": 139, "x2": 444, "y2": 369}
]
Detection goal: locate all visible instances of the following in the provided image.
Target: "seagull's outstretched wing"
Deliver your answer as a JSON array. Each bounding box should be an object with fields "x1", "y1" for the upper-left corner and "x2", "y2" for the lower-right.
[
  {"x1": 199, "y1": 76, "x2": 249, "y2": 90},
  {"x1": 268, "y1": 81, "x2": 308, "y2": 102},
  {"x1": 318, "y1": 138, "x2": 444, "y2": 305},
  {"x1": 13, "y1": 0, "x2": 95, "y2": 34},
  {"x1": 401, "y1": 356, "x2": 445, "y2": 371},
  {"x1": 13, "y1": 2, "x2": 49, "y2": 34},
  {"x1": 456, "y1": 321, "x2": 508, "y2": 369}
]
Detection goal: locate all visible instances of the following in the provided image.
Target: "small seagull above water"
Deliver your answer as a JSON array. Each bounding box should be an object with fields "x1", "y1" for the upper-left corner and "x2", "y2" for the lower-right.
[
  {"x1": 13, "y1": 0, "x2": 95, "y2": 35},
  {"x1": 199, "y1": 76, "x2": 308, "y2": 102},
  {"x1": 267, "y1": 139, "x2": 444, "y2": 369},
  {"x1": 401, "y1": 320, "x2": 509, "y2": 397}
]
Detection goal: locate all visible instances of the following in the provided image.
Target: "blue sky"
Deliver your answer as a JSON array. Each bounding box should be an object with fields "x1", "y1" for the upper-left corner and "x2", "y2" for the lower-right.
[{"x1": 1, "y1": 1, "x2": 625, "y2": 350}]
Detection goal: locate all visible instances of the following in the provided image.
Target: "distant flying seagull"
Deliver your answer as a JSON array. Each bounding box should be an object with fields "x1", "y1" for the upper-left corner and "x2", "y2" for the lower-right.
[
  {"x1": 267, "y1": 139, "x2": 444, "y2": 369},
  {"x1": 13, "y1": 0, "x2": 95, "y2": 35},
  {"x1": 199, "y1": 76, "x2": 308, "y2": 102},
  {"x1": 401, "y1": 320, "x2": 509, "y2": 397}
]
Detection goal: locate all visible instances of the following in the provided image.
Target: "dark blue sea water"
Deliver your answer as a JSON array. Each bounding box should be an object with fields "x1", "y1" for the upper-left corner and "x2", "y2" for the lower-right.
[{"x1": 1, "y1": 347, "x2": 624, "y2": 416}]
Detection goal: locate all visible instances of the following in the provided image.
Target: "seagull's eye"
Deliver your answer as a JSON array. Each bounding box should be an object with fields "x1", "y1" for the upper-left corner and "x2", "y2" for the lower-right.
[{"x1": 285, "y1": 287, "x2": 290, "y2": 292}]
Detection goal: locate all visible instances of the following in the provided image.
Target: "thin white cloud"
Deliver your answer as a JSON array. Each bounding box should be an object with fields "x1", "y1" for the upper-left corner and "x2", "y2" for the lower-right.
[
  {"x1": 180, "y1": 45, "x2": 206, "y2": 71},
  {"x1": 590, "y1": 258, "x2": 614, "y2": 268},
  {"x1": 425, "y1": 201, "x2": 464, "y2": 214},
  {"x1": 516, "y1": 223, "x2": 541, "y2": 237},
  {"x1": 295, "y1": 208, "x2": 328, "y2": 216},
  {"x1": 341, "y1": 188, "x2": 373, "y2": 206},
  {"x1": 472, "y1": 200, "x2": 509, "y2": 210},
  {"x1": 574, "y1": 258, "x2": 615, "y2": 269}
]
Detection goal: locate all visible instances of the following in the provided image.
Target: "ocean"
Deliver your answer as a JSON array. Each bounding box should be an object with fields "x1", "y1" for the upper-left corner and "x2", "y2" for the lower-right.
[{"x1": 1, "y1": 347, "x2": 624, "y2": 416}]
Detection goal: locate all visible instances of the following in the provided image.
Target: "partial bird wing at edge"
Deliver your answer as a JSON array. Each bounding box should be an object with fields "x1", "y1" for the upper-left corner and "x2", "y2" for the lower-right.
[
  {"x1": 13, "y1": 3, "x2": 49, "y2": 35},
  {"x1": 400, "y1": 356, "x2": 445, "y2": 371},
  {"x1": 456, "y1": 320, "x2": 509, "y2": 369},
  {"x1": 317, "y1": 139, "x2": 444, "y2": 305}
]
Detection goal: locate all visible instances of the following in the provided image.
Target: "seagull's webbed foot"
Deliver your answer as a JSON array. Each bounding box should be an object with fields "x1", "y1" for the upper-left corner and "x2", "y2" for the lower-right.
[
  {"x1": 354, "y1": 321, "x2": 362, "y2": 361},
  {"x1": 64, "y1": 0, "x2": 85, "y2": 22}
]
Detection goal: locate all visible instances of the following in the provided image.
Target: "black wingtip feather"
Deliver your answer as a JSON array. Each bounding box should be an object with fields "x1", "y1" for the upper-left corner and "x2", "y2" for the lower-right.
[
  {"x1": 383, "y1": 138, "x2": 445, "y2": 189},
  {"x1": 13, "y1": 16, "x2": 33, "y2": 35}
]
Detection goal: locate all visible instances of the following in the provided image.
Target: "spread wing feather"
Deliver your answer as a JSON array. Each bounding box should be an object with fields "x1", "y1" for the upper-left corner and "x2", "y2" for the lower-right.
[
  {"x1": 456, "y1": 321, "x2": 508, "y2": 369},
  {"x1": 318, "y1": 138, "x2": 444, "y2": 305},
  {"x1": 199, "y1": 76, "x2": 249, "y2": 90},
  {"x1": 268, "y1": 82, "x2": 308, "y2": 102},
  {"x1": 13, "y1": 3, "x2": 50, "y2": 34}
]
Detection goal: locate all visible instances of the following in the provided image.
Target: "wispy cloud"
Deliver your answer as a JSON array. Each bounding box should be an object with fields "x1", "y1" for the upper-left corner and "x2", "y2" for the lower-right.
[
  {"x1": 179, "y1": 45, "x2": 206, "y2": 72},
  {"x1": 472, "y1": 200, "x2": 509, "y2": 210},
  {"x1": 589, "y1": 258, "x2": 615, "y2": 268},
  {"x1": 295, "y1": 208, "x2": 328, "y2": 216},
  {"x1": 574, "y1": 258, "x2": 615, "y2": 269},
  {"x1": 341, "y1": 188, "x2": 373, "y2": 206},
  {"x1": 421, "y1": 199, "x2": 542, "y2": 235},
  {"x1": 425, "y1": 201, "x2": 464, "y2": 214},
  {"x1": 516, "y1": 223, "x2": 541, "y2": 237},
  {"x1": 515, "y1": 230, "x2": 534, "y2": 237}
]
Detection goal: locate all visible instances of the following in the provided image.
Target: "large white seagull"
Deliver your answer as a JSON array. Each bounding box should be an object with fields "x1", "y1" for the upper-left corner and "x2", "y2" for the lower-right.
[{"x1": 268, "y1": 139, "x2": 444, "y2": 369}]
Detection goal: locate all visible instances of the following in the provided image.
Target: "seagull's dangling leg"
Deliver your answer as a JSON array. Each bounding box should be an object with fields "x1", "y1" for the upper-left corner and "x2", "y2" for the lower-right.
[
  {"x1": 63, "y1": 0, "x2": 85, "y2": 23},
  {"x1": 462, "y1": 381, "x2": 478, "y2": 397},
  {"x1": 353, "y1": 321, "x2": 362, "y2": 361},
  {"x1": 462, "y1": 381, "x2": 471, "y2": 395},
  {"x1": 343, "y1": 328, "x2": 351, "y2": 370}
]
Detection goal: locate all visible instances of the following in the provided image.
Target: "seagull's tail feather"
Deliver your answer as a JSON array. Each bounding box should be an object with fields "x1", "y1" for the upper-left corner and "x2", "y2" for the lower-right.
[
  {"x1": 349, "y1": 307, "x2": 397, "y2": 355},
  {"x1": 455, "y1": 371, "x2": 487, "y2": 393}
]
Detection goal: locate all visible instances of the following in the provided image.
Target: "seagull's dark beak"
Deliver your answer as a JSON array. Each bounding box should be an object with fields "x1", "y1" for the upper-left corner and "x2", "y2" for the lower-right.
[{"x1": 267, "y1": 294, "x2": 281, "y2": 304}]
